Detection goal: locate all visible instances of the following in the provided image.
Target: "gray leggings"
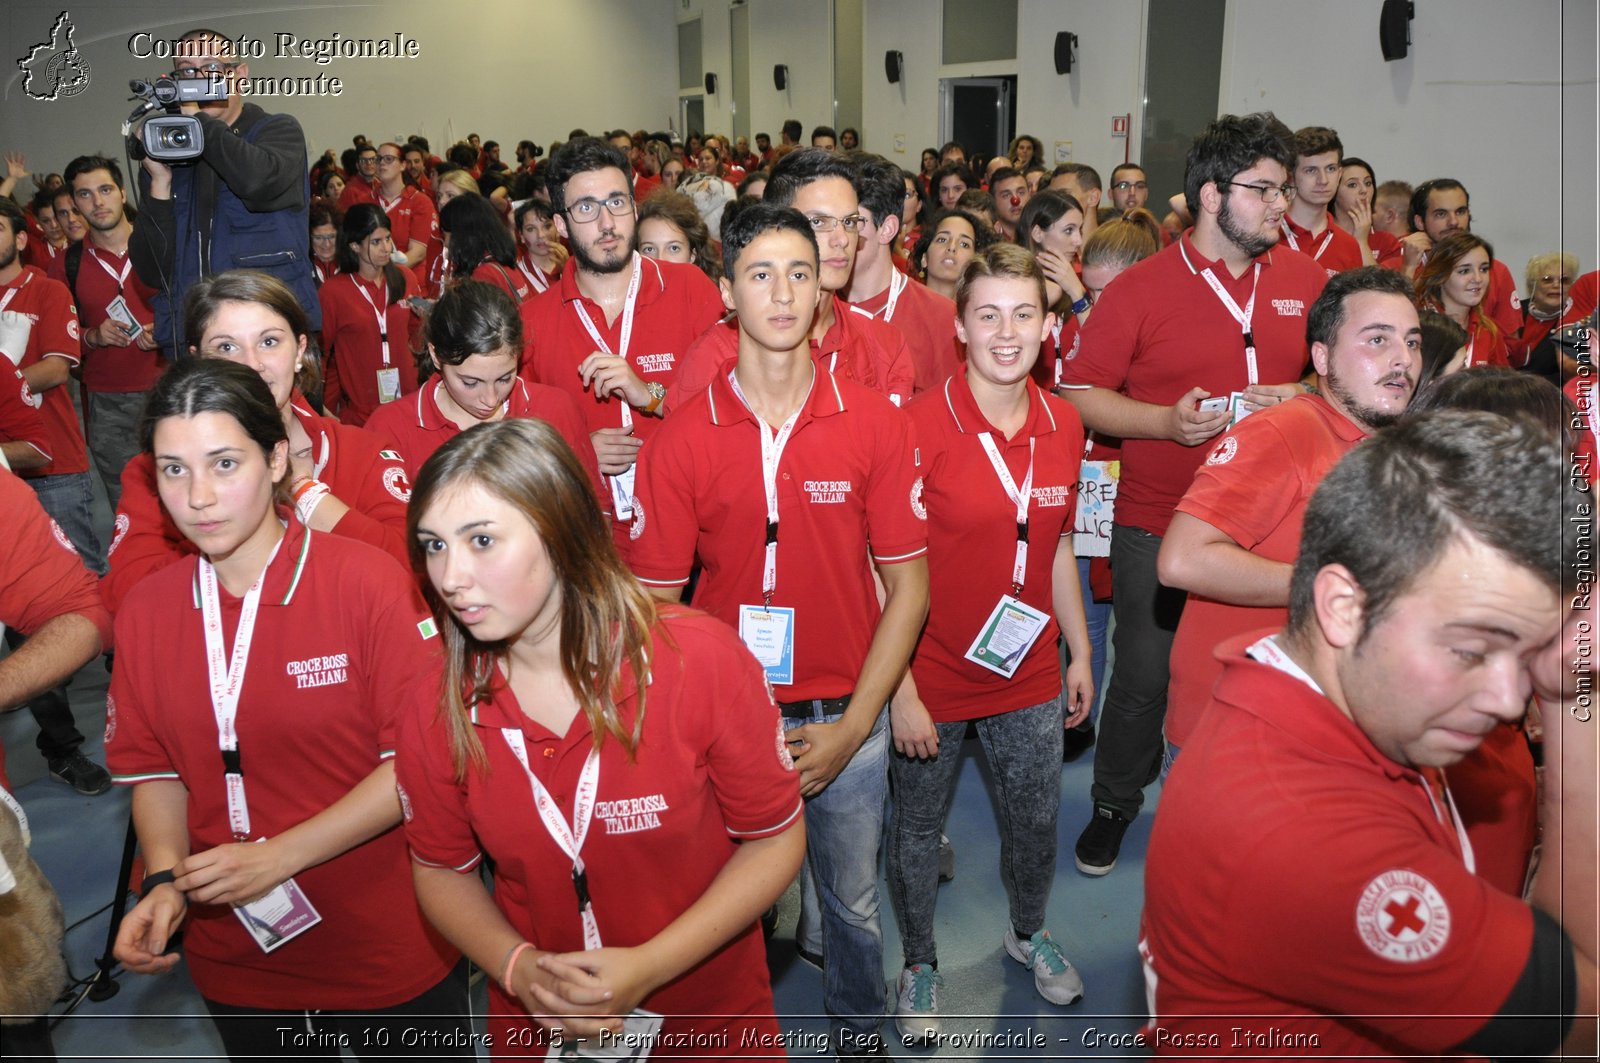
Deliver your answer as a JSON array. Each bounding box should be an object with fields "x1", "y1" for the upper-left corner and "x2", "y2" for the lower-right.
[{"x1": 887, "y1": 694, "x2": 1065, "y2": 968}]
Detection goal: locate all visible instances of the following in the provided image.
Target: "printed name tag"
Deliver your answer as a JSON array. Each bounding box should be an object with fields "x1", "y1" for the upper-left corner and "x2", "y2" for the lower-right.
[
  {"x1": 376, "y1": 366, "x2": 401, "y2": 404},
  {"x1": 609, "y1": 464, "x2": 638, "y2": 521},
  {"x1": 547, "y1": 1009, "x2": 663, "y2": 1061},
  {"x1": 964, "y1": 595, "x2": 1050, "y2": 678},
  {"x1": 1227, "y1": 390, "x2": 1257, "y2": 426},
  {"x1": 106, "y1": 295, "x2": 144, "y2": 339},
  {"x1": 738, "y1": 604, "x2": 795, "y2": 686},
  {"x1": 231, "y1": 845, "x2": 321, "y2": 953}
]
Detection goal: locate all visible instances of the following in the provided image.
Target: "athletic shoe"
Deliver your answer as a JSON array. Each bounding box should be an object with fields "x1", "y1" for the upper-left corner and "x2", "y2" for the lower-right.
[
  {"x1": 938, "y1": 833, "x2": 955, "y2": 882},
  {"x1": 1074, "y1": 803, "x2": 1130, "y2": 875},
  {"x1": 1003, "y1": 928, "x2": 1084, "y2": 1005},
  {"x1": 894, "y1": 964, "x2": 943, "y2": 1043},
  {"x1": 48, "y1": 752, "x2": 111, "y2": 796}
]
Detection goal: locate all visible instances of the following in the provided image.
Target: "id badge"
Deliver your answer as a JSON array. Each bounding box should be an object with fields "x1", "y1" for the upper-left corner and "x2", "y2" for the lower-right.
[
  {"x1": 106, "y1": 295, "x2": 144, "y2": 339},
  {"x1": 609, "y1": 463, "x2": 637, "y2": 521},
  {"x1": 1227, "y1": 390, "x2": 1257, "y2": 426},
  {"x1": 232, "y1": 863, "x2": 321, "y2": 953},
  {"x1": 738, "y1": 604, "x2": 795, "y2": 686},
  {"x1": 546, "y1": 1009, "x2": 663, "y2": 1061},
  {"x1": 964, "y1": 595, "x2": 1050, "y2": 678},
  {"x1": 376, "y1": 366, "x2": 401, "y2": 404}
]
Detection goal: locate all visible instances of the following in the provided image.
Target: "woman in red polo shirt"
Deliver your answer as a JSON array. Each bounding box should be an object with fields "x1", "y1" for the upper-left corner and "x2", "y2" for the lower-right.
[
  {"x1": 890, "y1": 245, "x2": 1094, "y2": 1037},
  {"x1": 440, "y1": 194, "x2": 531, "y2": 304},
  {"x1": 104, "y1": 271, "x2": 412, "y2": 615},
  {"x1": 513, "y1": 199, "x2": 564, "y2": 296},
  {"x1": 396, "y1": 419, "x2": 804, "y2": 1057},
  {"x1": 108, "y1": 357, "x2": 465, "y2": 1060},
  {"x1": 1413, "y1": 231, "x2": 1510, "y2": 369},
  {"x1": 319, "y1": 203, "x2": 422, "y2": 426}
]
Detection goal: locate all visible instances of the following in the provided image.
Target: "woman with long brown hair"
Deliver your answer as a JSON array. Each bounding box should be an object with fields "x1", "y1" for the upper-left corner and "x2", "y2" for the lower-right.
[{"x1": 1414, "y1": 231, "x2": 1510, "y2": 368}]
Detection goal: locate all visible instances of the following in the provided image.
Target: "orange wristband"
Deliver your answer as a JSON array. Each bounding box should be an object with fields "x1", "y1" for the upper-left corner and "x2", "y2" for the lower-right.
[{"x1": 500, "y1": 941, "x2": 534, "y2": 995}]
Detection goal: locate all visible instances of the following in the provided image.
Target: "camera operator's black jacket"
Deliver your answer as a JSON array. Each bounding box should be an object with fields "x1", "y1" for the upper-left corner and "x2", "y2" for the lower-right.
[{"x1": 129, "y1": 102, "x2": 320, "y2": 355}]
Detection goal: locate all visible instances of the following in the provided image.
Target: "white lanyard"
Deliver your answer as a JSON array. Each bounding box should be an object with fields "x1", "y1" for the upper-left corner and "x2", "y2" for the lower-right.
[
  {"x1": 729, "y1": 370, "x2": 806, "y2": 605},
  {"x1": 379, "y1": 188, "x2": 404, "y2": 214},
  {"x1": 573, "y1": 254, "x2": 642, "y2": 431},
  {"x1": 353, "y1": 276, "x2": 392, "y2": 366},
  {"x1": 87, "y1": 247, "x2": 132, "y2": 292},
  {"x1": 848, "y1": 269, "x2": 908, "y2": 323},
  {"x1": 1279, "y1": 220, "x2": 1334, "y2": 261},
  {"x1": 976, "y1": 432, "x2": 1035, "y2": 593},
  {"x1": 518, "y1": 256, "x2": 551, "y2": 294},
  {"x1": 199, "y1": 535, "x2": 287, "y2": 842},
  {"x1": 501, "y1": 731, "x2": 604, "y2": 950},
  {"x1": 1198, "y1": 263, "x2": 1263, "y2": 385},
  {"x1": 0, "y1": 271, "x2": 32, "y2": 313},
  {"x1": 1463, "y1": 328, "x2": 1478, "y2": 369}
]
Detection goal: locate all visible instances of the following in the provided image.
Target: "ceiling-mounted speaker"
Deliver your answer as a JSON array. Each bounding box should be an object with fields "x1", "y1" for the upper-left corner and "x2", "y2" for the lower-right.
[
  {"x1": 1379, "y1": 0, "x2": 1414, "y2": 61},
  {"x1": 885, "y1": 50, "x2": 903, "y2": 84},
  {"x1": 1054, "y1": 31, "x2": 1078, "y2": 75},
  {"x1": 704, "y1": 72, "x2": 717, "y2": 94},
  {"x1": 774, "y1": 64, "x2": 788, "y2": 91}
]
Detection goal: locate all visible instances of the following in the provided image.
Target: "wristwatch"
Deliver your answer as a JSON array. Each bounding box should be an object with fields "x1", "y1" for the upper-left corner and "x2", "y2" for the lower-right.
[{"x1": 642, "y1": 381, "x2": 667, "y2": 414}]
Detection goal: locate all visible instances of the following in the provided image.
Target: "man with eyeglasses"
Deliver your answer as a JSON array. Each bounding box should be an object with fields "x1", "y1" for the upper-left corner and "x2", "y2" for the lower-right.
[
  {"x1": 1108, "y1": 163, "x2": 1151, "y2": 212},
  {"x1": 1059, "y1": 112, "x2": 1328, "y2": 877},
  {"x1": 370, "y1": 141, "x2": 435, "y2": 271},
  {"x1": 519, "y1": 137, "x2": 723, "y2": 552},
  {"x1": 338, "y1": 144, "x2": 381, "y2": 211},
  {"x1": 670, "y1": 149, "x2": 915, "y2": 412},
  {"x1": 128, "y1": 26, "x2": 319, "y2": 356},
  {"x1": 1279, "y1": 126, "x2": 1365, "y2": 276}
]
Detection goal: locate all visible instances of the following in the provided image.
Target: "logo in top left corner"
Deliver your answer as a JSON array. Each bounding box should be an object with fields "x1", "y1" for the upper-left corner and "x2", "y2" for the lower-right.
[{"x1": 18, "y1": 12, "x2": 93, "y2": 102}]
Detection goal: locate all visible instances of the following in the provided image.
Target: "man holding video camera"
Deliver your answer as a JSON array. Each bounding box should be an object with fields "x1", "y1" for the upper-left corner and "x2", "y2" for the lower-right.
[{"x1": 128, "y1": 27, "x2": 320, "y2": 357}]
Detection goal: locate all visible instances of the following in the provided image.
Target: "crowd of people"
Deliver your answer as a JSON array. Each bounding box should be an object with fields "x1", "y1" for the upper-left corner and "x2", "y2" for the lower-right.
[{"x1": 0, "y1": 25, "x2": 1596, "y2": 1062}]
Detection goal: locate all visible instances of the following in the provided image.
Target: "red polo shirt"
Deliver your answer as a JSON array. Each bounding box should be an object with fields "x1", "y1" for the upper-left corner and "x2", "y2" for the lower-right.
[
  {"x1": 104, "y1": 397, "x2": 412, "y2": 615},
  {"x1": 1164, "y1": 394, "x2": 1363, "y2": 748},
  {"x1": 1061, "y1": 231, "x2": 1327, "y2": 536},
  {"x1": 0, "y1": 265, "x2": 89, "y2": 477},
  {"x1": 47, "y1": 245, "x2": 163, "y2": 393},
  {"x1": 107, "y1": 521, "x2": 457, "y2": 1009},
  {"x1": 1280, "y1": 215, "x2": 1364, "y2": 275},
  {"x1": 470, "y1": 260, "x2": 533, "y2": 305},
  {"x1": 375, "y1": 184, "x2": 438, "y2": 262},
  {"x1": 848, "y1": 273, "x2": 962, "y2": 395},
  {"x1": 631, "y1": 367, "x2": 928, "y2": 700},
  {"x1": 0, "y1": 364, "x2": 50, "y2": 465},
  {"x1": 1143, "y1": 637, "x2": 1534, "y2": 1057},
  {"x1": 319, "y1": 269, "x2": 422, "y2": 427},
  {"x1": 1369, "y1": 229, "x2": 1405, "y2": 270},
  {"x1": 363, "y1": 376, "x2": 604, "y2": 504},
  {"x1": 670, "y1": 295, "x2": 914, "y2": 413},
  {"x1": 906, "y1": 372, "x2": 1083, "y2": 720},
  {"x1": 1484, "y1": 259, "x2": 1523, "y2": 339},
  {"x1": 396, "y1": 604, "x2": 800, "y2": 1052},
  {"x1": 336, "y1": 177, "x2": 379, "y2": 212},
  {"x1": 521, "y1": 253, "x2": 725, "y2": 439}
]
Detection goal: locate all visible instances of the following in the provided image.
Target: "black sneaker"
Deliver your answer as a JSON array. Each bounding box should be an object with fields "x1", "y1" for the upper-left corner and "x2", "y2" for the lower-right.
[
  {"x1": 1074, "y1": 804, "x2": 1129, "y2": 876},
  {"x1": 835, "y1": 1031, "x2": 888, "y2": 1059},
  {"x1": 48, "y1": 752, "x2": 112, "y2": 796}
]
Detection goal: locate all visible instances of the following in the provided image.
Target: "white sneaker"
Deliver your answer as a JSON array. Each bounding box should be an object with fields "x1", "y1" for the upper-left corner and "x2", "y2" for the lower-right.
[
  {"x1": 894, "y1": 963, "x2": 942, "y2": 1044},
  {"x1": 1003, "y1": 928, "x2": 1084, "y2": 1005}
]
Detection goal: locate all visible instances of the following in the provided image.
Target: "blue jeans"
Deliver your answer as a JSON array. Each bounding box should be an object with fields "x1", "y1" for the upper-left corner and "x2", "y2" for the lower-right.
[
  {"x1": 783, "y1": 703, "x2": 888, "y2": 1044},
  {"x1": 888, "y1": 696, "x2": 1065, "y2": 968},
  {"x1": 1078, "y1": 556, "x2": 1112, "y2": 718},
  {"x1": 27, "y1": 471, "x2": 106, "y2": 576}
]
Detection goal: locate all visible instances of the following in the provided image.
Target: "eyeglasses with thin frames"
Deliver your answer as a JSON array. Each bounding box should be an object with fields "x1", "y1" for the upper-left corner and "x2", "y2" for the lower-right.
[
  {"x1": 806, "y1": 213, "x2": 865, "y2": 233},
  {"x1": 566, "y1": 194, "x2": 635, "y2": 222},
  {"x1": 1225, "y1": 181, "x2": 1295, "y2": 204}
]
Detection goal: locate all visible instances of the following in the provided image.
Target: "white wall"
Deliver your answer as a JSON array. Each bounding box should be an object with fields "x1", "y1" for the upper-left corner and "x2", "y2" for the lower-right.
[
  {"x1": 1220, "y1": 0, "x2": 1597, "y2": 287},
  {"x1": 677, "y1": 0, "x2": 834, "y2": 144},
  {"x1": 1, "y1": 0, "x2": 678, "y2": 173},
  {"x1": 862, "y1": 0, "x2": 1147, "y2": 174}
]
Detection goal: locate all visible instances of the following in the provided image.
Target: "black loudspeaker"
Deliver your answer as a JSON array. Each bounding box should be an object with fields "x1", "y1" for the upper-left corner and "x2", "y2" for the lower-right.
[
  {"x1": 704, "y1": 72, "x2": 717, "y2": 94},
  {"x1": 1054, "y1": 31, "x2": 1078, "y2": 75},
  {"x1": 774, "y1": 64, "x2": 788, "y2": 91},
  {"x1": 885, "y1": 50, "x2": 903, "y2": 84},
  {"x1": 1379, "y1": 0, "x2": 1414, "y2": 61}
]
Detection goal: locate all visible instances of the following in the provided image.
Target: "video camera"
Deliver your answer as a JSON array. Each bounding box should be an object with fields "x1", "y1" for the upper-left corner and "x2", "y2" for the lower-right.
[{"x1": 125, "y1": 75, "x2": 229, "y2": 162}]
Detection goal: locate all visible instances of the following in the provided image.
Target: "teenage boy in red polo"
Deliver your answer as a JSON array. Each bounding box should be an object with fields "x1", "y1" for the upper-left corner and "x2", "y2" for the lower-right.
[
  {"x1": 520, "y1": 137, "x2": 724, "y2": 547},
  {"x1": 631, "y1": 203, "x2": 929, "y2": 1060},
  {"x1": 1280, "y1": 127, "x2": 1365, "y2": 275},
  {"x1": 1059, "y1": 112, "x2": 1327, "y2": 876},
  {"x1": 338, "y1": 144, "x2": 380, "y2": 211}
]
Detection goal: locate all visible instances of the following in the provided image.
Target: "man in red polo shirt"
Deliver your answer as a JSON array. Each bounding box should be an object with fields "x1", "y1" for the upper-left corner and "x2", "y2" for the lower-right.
[
  {"x1": 1156, "y1": 266, "x2": 1419, "y2": 756},
  {"x1": 631, "y1": 203, "x2": 928, "y2": 1059},
  {"x1": 1401, "y1": 178, "x2": 1522, "y2": 337},
  {"x1": 989, "y1": 168, "x2": 1032, "y2": 243},
  {"x1": 52, "y1": 155, "x2": 163, "y2": 509},
  {"x1": 1141, "y1": 411, "x2": 1595, "y2": 1059},
  {"x1": 372, "y1": 142, "x2": 436, "y2": 271},
  {"x1": 846, "y1": 155, "x2": 962, "y2": 395},
  {"x1": 338, "y1": 144, "x2": 380, "y2": 211},
  {"x1": 0, "y1": 362, "x2": 50, "y2": 472},
  {"x1": 520, "y1": 138, "x2": 724, "y2": 546},
  {"x1": 1059, "y1": 112, "x2": 1327, "y2": 876},
  {"x1": 1279, "y1": 126, "x2": 1365, "y2": 276}
]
